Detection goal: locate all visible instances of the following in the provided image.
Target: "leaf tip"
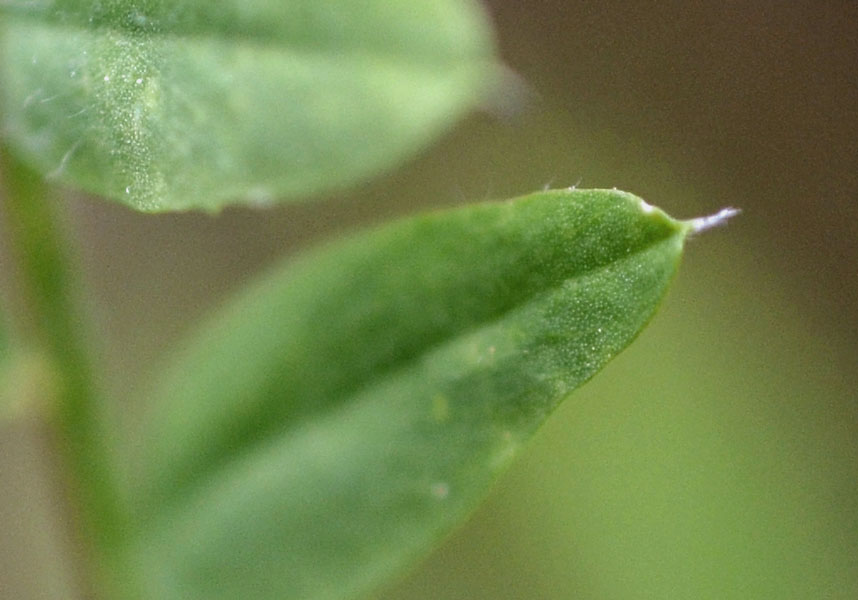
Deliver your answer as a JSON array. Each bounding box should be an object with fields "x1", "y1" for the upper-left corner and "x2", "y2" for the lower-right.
[
  {"x1": 686, "y1": 207, "x2": 741, "y2": 234},
  {"x1": 638, "y1": 197, "x2": 659, "y2": 215}
]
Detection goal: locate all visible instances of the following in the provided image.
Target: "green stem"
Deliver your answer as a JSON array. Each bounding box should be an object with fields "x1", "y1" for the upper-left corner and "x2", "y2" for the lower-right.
[{"x1": 0, "y1": 147, "x2": 141, "y2": 600}]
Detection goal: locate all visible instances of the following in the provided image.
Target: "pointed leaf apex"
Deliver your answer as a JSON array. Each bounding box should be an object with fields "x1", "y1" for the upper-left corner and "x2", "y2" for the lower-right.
[{"x1": 687, "y1": 207, "x2": 741, "y2": 234}]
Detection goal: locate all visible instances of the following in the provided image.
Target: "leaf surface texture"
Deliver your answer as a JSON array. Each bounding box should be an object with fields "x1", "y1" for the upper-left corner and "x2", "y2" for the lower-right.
[
  {"x1": 136, "y1": 189, "x2": 692, "y2": 600},
  {"x1": 0, "y1": 1, "x2": 495, "y2": 211}
]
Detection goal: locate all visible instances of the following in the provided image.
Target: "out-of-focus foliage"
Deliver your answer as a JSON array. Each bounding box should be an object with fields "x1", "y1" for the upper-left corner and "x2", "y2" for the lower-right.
[{"x1": 0, "y1": 0, "x2": 495, "y2": 212}]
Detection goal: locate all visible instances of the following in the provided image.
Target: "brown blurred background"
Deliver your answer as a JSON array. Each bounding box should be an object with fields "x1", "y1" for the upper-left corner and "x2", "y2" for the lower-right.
[{"x1": 2, "y1": 2, "x2": 857, "y2": 599}]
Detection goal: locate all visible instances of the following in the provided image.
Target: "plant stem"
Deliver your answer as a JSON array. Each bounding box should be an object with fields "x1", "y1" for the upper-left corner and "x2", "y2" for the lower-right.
[{"x1": 0, "y1": 147, "x2": 141, "y2": 600}]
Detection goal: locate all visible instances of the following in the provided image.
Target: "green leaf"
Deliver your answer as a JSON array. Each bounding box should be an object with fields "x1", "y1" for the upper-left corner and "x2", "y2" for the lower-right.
[
  {"x1": 134, "y1": 189, "x2": 703, "y2": 600},
  {"x1": 0, "y1": 321, "x2": 48, "y2": 422},
  {"x1": 0, "y1": 1, "x2": 496, "y2": 212},
  {"x1": 0, "y1": 349, "x2": 58, "y2": 422}
]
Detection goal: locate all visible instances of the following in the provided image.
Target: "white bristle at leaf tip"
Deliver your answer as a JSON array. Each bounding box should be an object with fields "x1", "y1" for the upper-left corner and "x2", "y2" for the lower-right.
[{"x1": 688, "y1": 207, "x2": 741, "y2": 233}]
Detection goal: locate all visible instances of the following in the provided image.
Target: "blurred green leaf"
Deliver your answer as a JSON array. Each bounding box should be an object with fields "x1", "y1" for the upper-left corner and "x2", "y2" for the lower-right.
[
  {"x1": 0, "y1": 321, "x2": 43, "y2": 422},
  {"x1": 0, "y1": 348, "x2": 58, "y2": 422},
  {"x1": 135, "y1": 189, "x2": 692, "y2": 600},
  {"x1": 0, "y1": 1, "x2": 495, "y2": 212}
]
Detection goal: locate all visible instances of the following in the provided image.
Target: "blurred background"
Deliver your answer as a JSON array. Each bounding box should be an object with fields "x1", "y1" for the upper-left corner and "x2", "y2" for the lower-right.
[{"x1": 2, "y1": 1, "x2": 857, "y2": 598}]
